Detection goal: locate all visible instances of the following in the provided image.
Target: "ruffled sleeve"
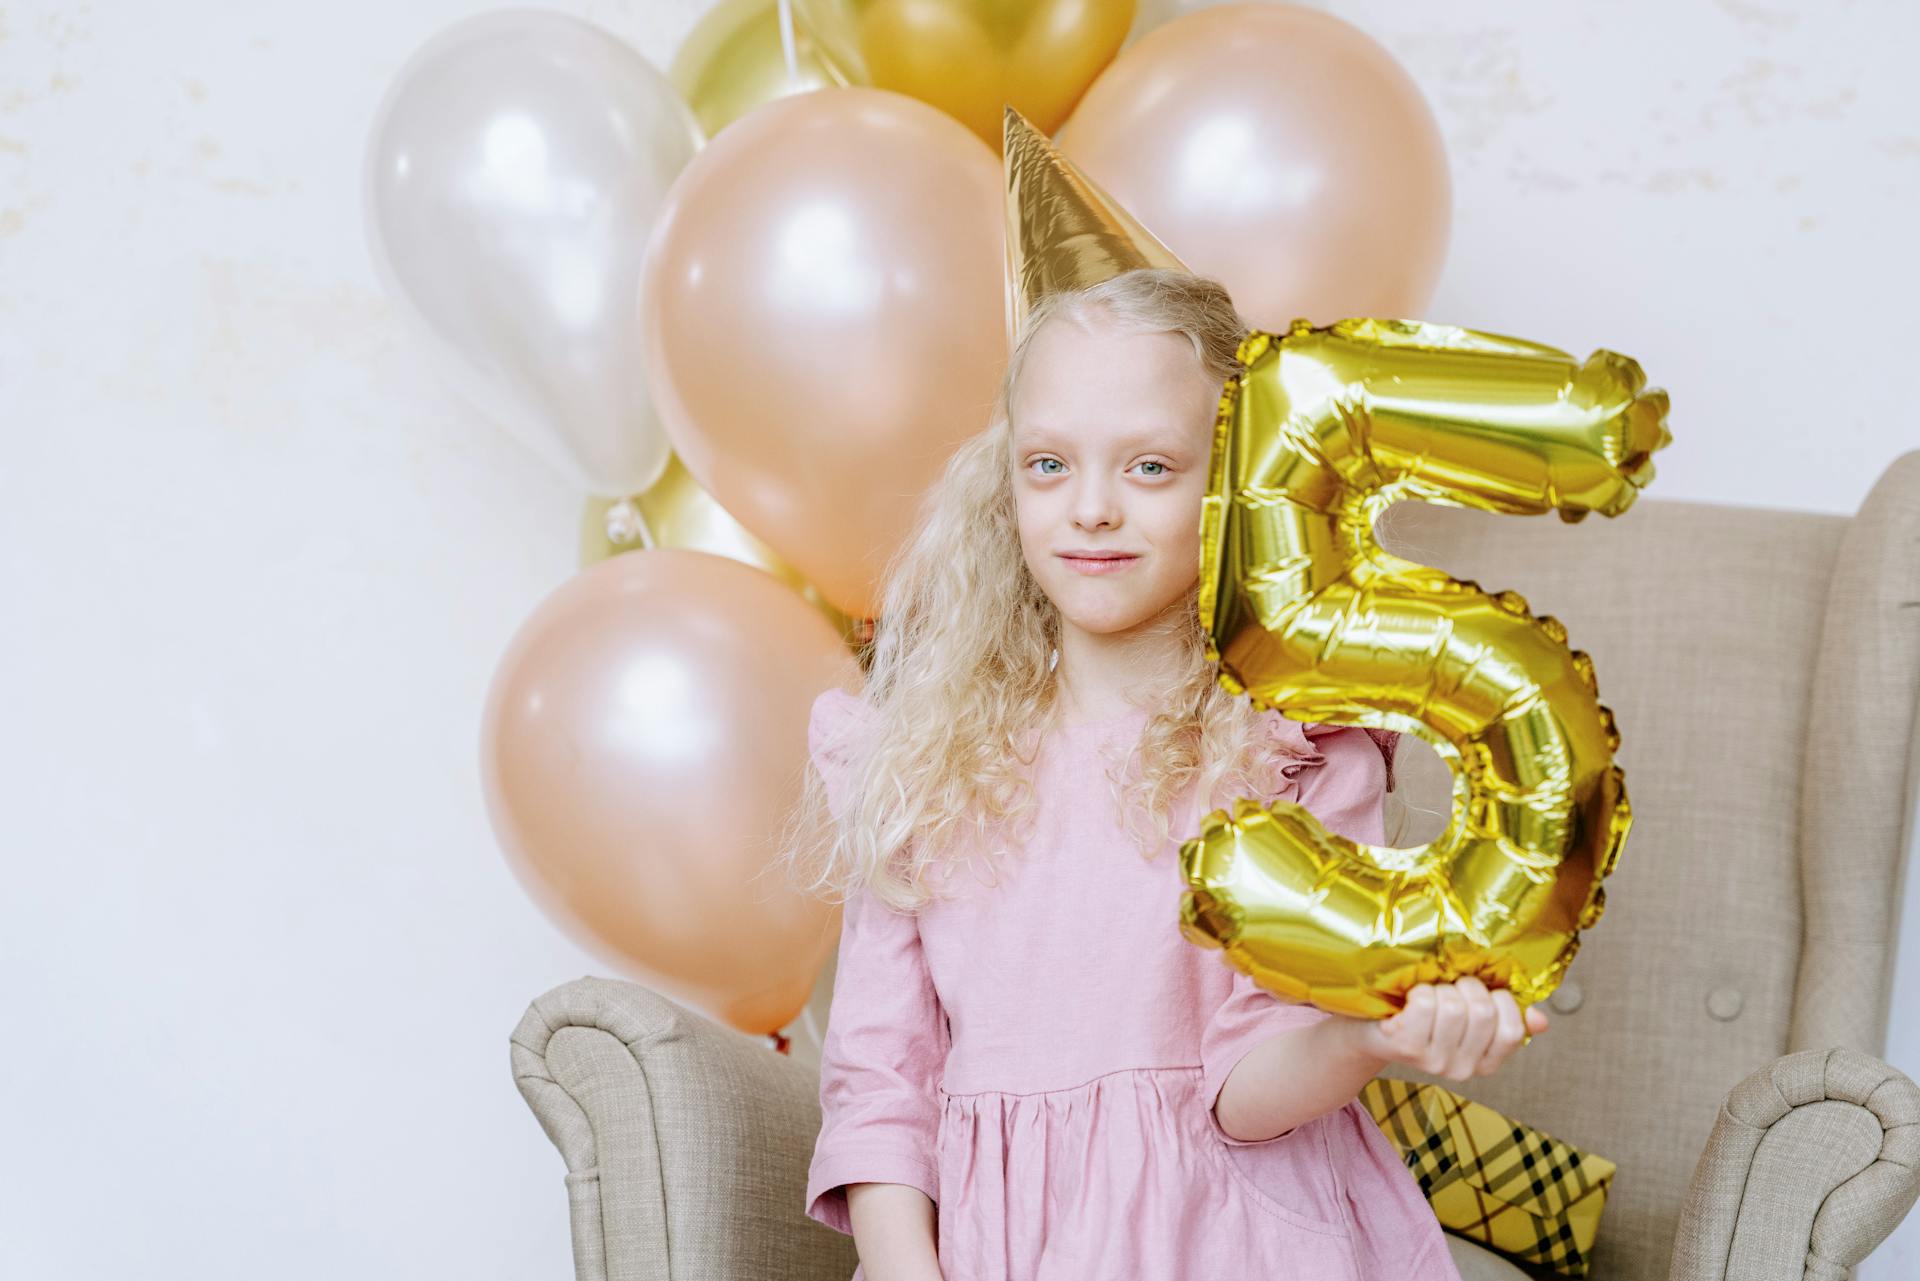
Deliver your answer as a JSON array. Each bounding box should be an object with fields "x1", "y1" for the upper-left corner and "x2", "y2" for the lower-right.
[
  {"x1": 803, "y1": 880, "x2": 950, "y2": 1233},
  {"x1": 807, "y1": 685, "x2": 876, "y2": 824},
  {"x1": 1295, "y1": 721, "x2": 1393, "y2": 846},
  {"x1": 1263, "y1": 713, "x2": 1396, "y2": 845}
]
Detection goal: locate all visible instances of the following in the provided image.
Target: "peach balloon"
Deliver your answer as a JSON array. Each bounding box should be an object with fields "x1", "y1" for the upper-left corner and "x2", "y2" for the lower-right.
[
  {"x1": 640, "y1": 86, "x2": 1007, "y2": 620},
  {"x1": 1056, "y1": 2, "x2": 1450, "y2": 328},
  {"x1": 479, "y1": 548, "x2": 860, "y2": 1034}
]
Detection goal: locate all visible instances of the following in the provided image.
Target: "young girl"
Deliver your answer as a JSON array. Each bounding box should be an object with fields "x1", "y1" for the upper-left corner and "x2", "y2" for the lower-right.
[{"x1": 780, "y1": 268, "x2": 1548, "y2": 1281}]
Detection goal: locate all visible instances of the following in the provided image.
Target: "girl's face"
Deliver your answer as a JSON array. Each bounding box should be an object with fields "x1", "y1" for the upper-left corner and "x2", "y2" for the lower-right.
[{"x1": 1009, "y1": 313, "x2": 1220, "y2": 640}]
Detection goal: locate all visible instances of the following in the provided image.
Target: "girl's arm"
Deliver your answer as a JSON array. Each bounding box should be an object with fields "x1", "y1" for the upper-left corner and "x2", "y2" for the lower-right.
[
  {"x1": 803, "y1": 882, "x2": 949, "y2": 1242},
  {"x1": 847, "y1": 1183, "x2": 944, "y2": 1281},
  {"x1": 1213, "y1": 978, "x2": 1548, "y2": 1142},
  {"x1": 1205, "y1": 720, "x2": 1542, "y2": 1143},
  {"x1": 1212, "y1": 1014, "x2": 1390, "y2": 1142},
  {"x1": 802, "y1": 689, "x2": 950, "y2": 1273}
]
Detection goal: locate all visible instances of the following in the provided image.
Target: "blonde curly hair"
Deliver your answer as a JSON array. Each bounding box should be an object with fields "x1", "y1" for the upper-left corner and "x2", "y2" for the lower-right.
[{"x1": 775, "y1": 267, "x2": 1313, "y2": 913}]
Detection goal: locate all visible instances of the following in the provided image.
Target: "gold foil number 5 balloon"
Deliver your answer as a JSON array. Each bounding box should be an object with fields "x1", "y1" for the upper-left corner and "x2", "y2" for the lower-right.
[{"x1": 1178, "y1": 317, "x2": 1672, "y2": 1019}]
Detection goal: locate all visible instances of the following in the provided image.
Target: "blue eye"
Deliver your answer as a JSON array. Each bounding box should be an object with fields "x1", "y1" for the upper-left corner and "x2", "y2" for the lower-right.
[
  {"x1": 1033, "y1": 458, "x2": 1064, "y2": 475},
  {"x1": 1136, "y1": 460, "x2": 1168, "y2": 476}
]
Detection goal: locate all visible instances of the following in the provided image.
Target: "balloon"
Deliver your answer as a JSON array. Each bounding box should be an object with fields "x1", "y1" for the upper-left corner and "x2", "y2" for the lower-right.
[
  {"x1": 1056, "y1": 2, "x2": 1451, "y2": 328},
  {"x1": 667, "y1": 0, "x2": 847, "y2": 139},
  {"x1": 793, "y1": 0, "x2": 1135, "y2": 150},
  {"x1": 640, "y1": 87, "x2": 1006, "y2": 619},
  {"x1": 578, "y1": 451, "x2": 864, "y2": 652},
  {"x1": 479, "y1": 548, "x2": 860, "y2": 1033},
  {"x1": 1177, "y1": 317, "x2": 1673, "y2": 1019},
  {"x1": 365, "y1": 11, "x2": 701, "y2": 495},
  {"x1": 1123, "y1": 0, "x2": 1234, "y2": 46}
]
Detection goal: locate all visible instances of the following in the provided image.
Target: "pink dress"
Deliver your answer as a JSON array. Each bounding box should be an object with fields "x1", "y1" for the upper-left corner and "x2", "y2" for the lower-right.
[{"x1": 802, "y1": 688, "x2": 1460, "y2": 1281}]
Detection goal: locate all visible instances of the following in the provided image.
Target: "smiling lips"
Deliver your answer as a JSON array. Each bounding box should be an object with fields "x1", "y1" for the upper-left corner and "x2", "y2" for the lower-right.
[{"x1": 1058, "y1": 550, "x2": 1141, "y2": 576}]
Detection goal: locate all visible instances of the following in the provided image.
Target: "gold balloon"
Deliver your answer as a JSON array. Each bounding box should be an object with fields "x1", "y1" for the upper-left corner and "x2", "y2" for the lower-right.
[
  {"x1": 1002, "y1": 104, "x2": 1186, "y2": 347},
  {"x1": 667, "y1": 0, "x2": 847, "y2": 139},
  {"x1": 1177, "y1": 317, "x2": 1673, "y2": 1019},
  {"x1": 794, "y1": 0, "x2": 1135, "y2": 150},
  {"x1": 580, "y1": 451, "x2": 867, "y2": 655}
]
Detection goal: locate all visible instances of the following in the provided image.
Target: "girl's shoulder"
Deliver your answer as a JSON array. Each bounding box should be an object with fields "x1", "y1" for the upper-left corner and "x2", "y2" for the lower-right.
[
  {"x1": 1261, "y1": 707, "x2": 1328, "y2": 774},
  {"x1": 807, "y1": 685, "x2": 875, "y2": 749},
  {"x1": 1260, "y1": 707, "x2": 1400, "y2": 793},
  {"x1": 807, "y1": 686, "x2": 879, "y2": 816}
]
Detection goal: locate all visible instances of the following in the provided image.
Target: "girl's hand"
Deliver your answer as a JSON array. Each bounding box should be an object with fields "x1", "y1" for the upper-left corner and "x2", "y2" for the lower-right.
[{"x1": 1353, "y1": 976, "x2": 1549, "y2": 1081}]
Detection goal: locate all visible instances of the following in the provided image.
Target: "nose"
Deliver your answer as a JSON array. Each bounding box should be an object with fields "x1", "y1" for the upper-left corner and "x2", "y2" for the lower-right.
[{"x1": 1071, "y1": 474, "x2": 1122, "y2": 531}]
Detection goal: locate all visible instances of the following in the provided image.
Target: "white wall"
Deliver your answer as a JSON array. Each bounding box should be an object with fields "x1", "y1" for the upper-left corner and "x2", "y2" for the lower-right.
[{"x1": 2, "y1": 1, "x2": 1914, "y2": 1277}]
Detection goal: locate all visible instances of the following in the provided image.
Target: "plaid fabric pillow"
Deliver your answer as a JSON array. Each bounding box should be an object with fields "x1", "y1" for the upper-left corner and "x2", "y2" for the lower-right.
[{"x1": 1360, "y1": 1077, "x2": 1617, "y2": 1279}]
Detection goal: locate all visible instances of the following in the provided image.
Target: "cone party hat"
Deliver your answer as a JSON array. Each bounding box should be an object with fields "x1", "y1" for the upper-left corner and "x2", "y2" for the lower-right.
[{"x1": 1002, "y1": 104, "x2": 1188, "y2": 347}]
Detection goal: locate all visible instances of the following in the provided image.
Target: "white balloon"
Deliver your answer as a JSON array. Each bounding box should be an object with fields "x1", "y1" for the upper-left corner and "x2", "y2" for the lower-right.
[{"x1": 365, "y1": 11, "x2": 702, "y2": 494}]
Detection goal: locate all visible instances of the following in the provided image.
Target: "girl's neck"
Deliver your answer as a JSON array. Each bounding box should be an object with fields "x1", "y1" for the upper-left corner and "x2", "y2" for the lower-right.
[
  {"x1": 1053, "y1": 701, "x2": 1153, "y2": 732},
  {"x1": 1052, "y1": 618, "x2": 1187, "y2": 727}
]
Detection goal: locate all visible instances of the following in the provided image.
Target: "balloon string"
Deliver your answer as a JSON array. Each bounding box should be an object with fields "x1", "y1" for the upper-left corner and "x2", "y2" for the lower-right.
[{"x1": 776, "y1": 0, "x2": 798, "y2": 84}]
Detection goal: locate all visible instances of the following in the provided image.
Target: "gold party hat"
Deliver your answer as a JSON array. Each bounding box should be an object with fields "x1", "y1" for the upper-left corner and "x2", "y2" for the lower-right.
[{"x1": 1003, "y1": 104, "x2": 1188, "y2": 346}]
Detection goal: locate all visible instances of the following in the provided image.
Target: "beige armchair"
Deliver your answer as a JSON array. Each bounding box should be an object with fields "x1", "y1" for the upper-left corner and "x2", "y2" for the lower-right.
[{"x1": 511, "y1": 451, "x2": 1920, "y2": 1280}]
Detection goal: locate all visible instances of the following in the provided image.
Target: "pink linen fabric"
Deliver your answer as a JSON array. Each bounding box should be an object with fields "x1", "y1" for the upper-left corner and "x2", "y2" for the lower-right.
[
  {"x1": 803, "y1": 689, "x2": 1458, "y2": 1281},
  {"x1": 1361, "y1": 726, "x2": 1399, "y2": 793}
]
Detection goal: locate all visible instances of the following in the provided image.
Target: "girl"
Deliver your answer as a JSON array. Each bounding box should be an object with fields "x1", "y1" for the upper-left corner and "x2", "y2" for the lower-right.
[{"x1": 779, "y1": 268, "x2": 1548, "y2": 1281}]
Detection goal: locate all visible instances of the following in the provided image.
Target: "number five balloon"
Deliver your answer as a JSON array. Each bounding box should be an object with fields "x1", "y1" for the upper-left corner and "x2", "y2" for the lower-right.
[{"x1": 1178, "y1": 317, "x2": 1673, "y2": 1019}]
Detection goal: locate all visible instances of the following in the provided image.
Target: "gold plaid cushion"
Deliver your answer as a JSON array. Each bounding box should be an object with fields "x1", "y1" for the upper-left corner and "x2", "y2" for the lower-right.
[{"x1": 1360, "y1": 1077, "x2": 1616, "y2": 1279}]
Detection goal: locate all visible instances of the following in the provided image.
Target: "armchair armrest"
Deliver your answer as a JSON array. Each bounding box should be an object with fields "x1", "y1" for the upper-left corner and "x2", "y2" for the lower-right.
[
  {"x1": 510, "y1": 975, "x2": 857, "y2": 1281},
  {"x1": 1668, "y1": 1047, "x2": 1920, "y2": 1281}
]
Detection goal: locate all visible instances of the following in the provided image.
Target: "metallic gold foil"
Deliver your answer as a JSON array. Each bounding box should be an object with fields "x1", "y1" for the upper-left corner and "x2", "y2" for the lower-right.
[
  {"x1": 1179, "y1": 317, "x2": 1672, "y2": 1019},
  {"x1": 579, "y1": 451, "x2": 864, "y2": 654},
  {"x1": 1002, "y1": 104, "x2": 1186, "y2": 347},
  {"x1": 666, "y1": 0, "x2": 847, "y2": 140},
  {"x1": 795, "y1": 0, "x2": 1135, "y2": 151}
]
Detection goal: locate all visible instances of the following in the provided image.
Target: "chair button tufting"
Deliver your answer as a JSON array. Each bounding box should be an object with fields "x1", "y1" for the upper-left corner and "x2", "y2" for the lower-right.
[
  {"x1": 1706, "y1": 987, "x2": 1744, "y2": 1021},
  {"x1": 1547, "y1": 980, "x2": 1584, "y2": 1014}
]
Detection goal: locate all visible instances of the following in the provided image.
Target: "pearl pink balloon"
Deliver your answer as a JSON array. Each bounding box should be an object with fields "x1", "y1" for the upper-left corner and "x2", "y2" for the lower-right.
[
  {"x1": 479, "y1": 548, "x2": 860, "y2": 1034},
  {"x1": 640, "y1": 86, "x2": 1007, "y2": 620},
  {"x1": 1056, "y1": 2, "x2": 1450, "y2": 328}
]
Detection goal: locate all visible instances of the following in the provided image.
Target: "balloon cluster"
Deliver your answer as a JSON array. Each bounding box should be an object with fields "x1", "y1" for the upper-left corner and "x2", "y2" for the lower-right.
[{"x1": 358, "y1": 1, "x2": 1543, "y2": 1039}]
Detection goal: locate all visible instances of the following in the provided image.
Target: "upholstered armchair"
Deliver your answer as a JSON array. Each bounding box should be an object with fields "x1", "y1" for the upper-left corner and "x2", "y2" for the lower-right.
[{"x1": 512, "y1": 451, "x2": 1920, "y2": 1279}]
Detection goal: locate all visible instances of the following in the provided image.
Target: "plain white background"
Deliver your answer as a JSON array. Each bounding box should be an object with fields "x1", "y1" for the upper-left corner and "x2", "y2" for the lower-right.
[{"x1": 3, "y1": 0, "x2": 1915, "y2": 1276}]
